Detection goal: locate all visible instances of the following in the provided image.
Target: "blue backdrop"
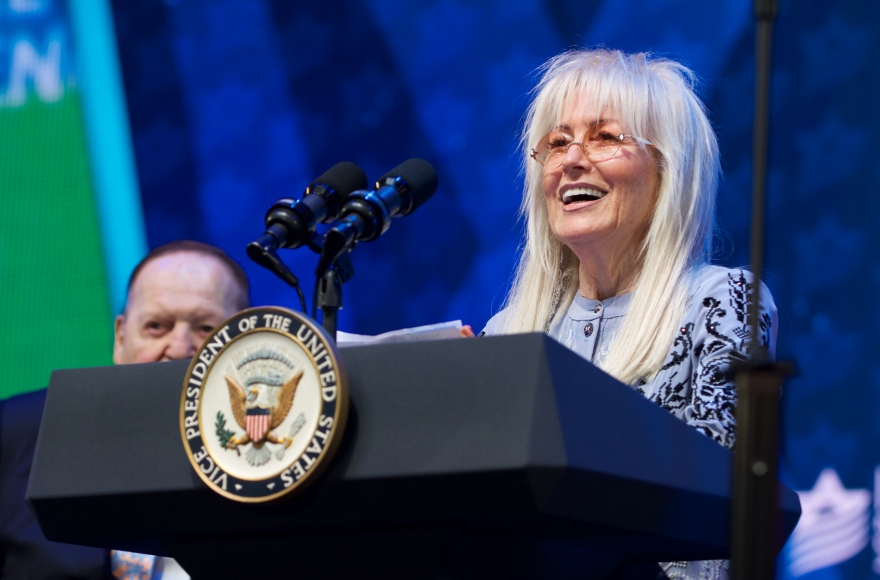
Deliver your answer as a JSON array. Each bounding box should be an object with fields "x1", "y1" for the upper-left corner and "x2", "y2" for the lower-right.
[{"x1": 108, "y1": 0, "x2": 880, "y2": 576}]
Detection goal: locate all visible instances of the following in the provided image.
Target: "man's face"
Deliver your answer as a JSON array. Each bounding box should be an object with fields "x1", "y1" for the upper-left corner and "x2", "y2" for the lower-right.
[{"x1": 113, "y1": 251, "x2": 242, "y2": 364}]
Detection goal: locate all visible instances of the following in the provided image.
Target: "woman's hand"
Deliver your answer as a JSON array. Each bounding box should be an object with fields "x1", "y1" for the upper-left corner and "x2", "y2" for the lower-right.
[{"x1": 460, "y1": 325, "x2": 475, "y2": 338}]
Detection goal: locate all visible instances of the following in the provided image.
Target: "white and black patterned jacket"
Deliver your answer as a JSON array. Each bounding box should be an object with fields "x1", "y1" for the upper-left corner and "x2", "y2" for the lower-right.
[{"x1": 482, "y1": 266, "x2": 778, "y2": 580}]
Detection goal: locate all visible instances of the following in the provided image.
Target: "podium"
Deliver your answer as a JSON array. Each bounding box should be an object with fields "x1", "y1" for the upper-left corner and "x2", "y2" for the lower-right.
[{"x1": 27, "y1": 334, "x2": 800, "y2": 578}]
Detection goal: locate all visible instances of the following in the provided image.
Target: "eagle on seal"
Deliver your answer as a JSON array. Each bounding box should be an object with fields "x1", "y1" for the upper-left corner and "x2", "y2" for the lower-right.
[{"x1": 223, "y1": 348, "x2": 304, "y2": 466}]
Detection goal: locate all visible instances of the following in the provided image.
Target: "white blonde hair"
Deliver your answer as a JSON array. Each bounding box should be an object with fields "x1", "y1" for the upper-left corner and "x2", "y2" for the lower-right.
[{"x1": 498, "y1": 49, "x2": 719, "y2": 385}]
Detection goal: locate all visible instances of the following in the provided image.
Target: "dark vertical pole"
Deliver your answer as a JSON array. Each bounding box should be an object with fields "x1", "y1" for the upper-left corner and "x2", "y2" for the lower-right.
[
  {"x1": 747, "y1": 1, "x2": 776, "y2": 340},
  {"x1": 731, "y1": 366, "x2": 785, "y2": 579},
  {"x1": 730, "y1": 1, "x2": 789, "y2": 579}
]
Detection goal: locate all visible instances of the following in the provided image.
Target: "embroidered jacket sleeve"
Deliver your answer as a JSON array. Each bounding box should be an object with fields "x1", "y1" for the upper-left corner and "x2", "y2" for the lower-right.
[{"x1": 640, "y1": 268, "x2": 778, "y2": 449}]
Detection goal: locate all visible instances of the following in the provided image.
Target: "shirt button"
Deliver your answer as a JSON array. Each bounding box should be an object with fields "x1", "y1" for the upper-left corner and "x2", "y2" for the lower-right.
[
  {"x1": 592, "y1": 304, "x2": 601, "y2": 313},
  {"x1": 584, "y1": 323, "x2": 594, "y2": 337}
]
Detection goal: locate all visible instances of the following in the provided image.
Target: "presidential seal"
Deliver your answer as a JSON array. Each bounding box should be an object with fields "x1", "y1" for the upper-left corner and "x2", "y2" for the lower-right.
[{"x1": 180, "y1": 306, "x2": 348, "y2": 502}]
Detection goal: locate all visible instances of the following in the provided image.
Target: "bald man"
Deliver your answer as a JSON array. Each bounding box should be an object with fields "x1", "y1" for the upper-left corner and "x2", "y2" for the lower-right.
[
  {"x1": 113, "y1": 243, "x2": 248, "y2": 364},
  {"x1": 0, "y1": 241, "x2": 249, "y2": 579}
]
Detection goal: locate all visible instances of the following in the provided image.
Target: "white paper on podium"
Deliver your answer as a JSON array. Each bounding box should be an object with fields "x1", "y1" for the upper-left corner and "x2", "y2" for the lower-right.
[{"x1": 336, "y1": 320, "x2": 463, "y2": 346}]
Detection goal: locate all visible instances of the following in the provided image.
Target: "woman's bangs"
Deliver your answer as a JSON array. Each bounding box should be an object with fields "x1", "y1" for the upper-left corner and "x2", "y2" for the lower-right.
[{"x1": 547, "y1": 66, "x2": 652, "y2": 141}]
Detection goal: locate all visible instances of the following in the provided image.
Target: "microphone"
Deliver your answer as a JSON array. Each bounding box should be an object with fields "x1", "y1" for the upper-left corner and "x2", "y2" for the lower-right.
[
  {"x1": 316, "y1": 158, "x2": 438, "y2": 277},
  {"x1": 247, "y1": 161, "x2": 368, "y2": 268}
]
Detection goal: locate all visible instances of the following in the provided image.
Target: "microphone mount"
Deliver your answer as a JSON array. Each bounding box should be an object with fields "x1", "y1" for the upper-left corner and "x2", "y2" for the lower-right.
[{"x1": 246, "y1": 159, "x2": 436, "y2": 342}]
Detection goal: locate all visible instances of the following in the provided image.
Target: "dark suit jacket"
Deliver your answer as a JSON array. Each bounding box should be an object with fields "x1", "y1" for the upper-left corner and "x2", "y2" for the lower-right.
[{"x1": 0, "y1": 389, "x2": 110, "y2": 579}]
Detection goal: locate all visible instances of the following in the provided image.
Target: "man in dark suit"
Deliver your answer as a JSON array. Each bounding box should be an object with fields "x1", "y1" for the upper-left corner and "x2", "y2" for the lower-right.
[{"x1": 0, "y1": 241, "x2": 249, "y2": 579}]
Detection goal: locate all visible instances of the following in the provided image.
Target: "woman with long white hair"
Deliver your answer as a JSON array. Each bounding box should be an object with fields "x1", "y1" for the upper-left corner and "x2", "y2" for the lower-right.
[{"x1": 470, "y1": 49, "x2": 777, "y2": 579}]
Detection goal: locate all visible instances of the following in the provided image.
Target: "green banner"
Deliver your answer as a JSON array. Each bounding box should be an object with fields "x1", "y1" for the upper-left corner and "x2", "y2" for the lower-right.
[{"x1": 0, "y1": 7, "x2": 113, "y2": 397}]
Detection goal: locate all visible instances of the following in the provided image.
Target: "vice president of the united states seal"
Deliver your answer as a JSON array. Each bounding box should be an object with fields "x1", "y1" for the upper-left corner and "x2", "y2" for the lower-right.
[{"x1": 180, "y1": 306, "x2": 348, "y2": 503}]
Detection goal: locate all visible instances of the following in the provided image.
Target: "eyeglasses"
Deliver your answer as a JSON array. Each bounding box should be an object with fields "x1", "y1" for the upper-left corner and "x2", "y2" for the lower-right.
[{"x1": 530, "y1": 130, "x2": 652, "y2": 166}]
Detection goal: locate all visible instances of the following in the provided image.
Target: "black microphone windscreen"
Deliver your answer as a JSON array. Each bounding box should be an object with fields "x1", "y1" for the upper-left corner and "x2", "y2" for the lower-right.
[
  {"x1": 310, "y1": 161, "x2": 368, "y2": 196},
  {"x1": 379, "y1": 158, "x2": 438, "y2": 212}
]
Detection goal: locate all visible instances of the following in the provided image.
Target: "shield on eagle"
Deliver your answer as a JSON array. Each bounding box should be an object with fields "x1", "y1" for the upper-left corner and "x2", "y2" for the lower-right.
[{"x1": 246, "y1": 407, "x2": 271, "y2": 442}]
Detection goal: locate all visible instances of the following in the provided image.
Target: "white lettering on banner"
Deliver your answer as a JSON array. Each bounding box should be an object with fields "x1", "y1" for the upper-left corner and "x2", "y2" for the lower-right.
[
  {"x1": 788, "y1": 468, "x2": 871, "y2": 576},
  {"x1": 2, "y1": 38, "x2": 62, "y2": 107}
]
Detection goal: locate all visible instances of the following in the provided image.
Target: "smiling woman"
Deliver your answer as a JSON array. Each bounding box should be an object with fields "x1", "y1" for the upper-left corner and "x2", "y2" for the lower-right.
[
  {"x1": 479, "y1": 49, "x2": 778, "y2": 580},
  {"x1": 537, "y1": 102, "x2": 659, "y2": 295}
]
